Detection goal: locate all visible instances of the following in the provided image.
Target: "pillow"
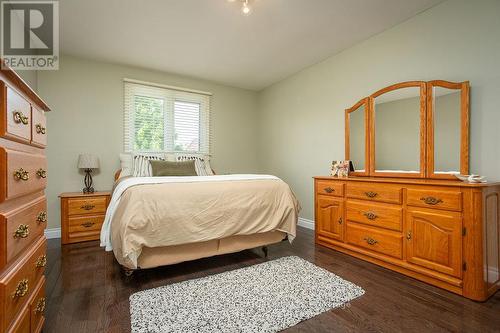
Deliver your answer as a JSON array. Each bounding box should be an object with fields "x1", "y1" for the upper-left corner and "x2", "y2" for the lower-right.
[
  {"x1": 175, "y1": 154, "x2": 214, "y2": 176},
  {"x1": 119, "y1": 153, "x2": 133, "y2": 178},
  {"x1": 133, "y1": 154, "x2": 165, "y2": 177},
  {"x1": 150, "y1": 160, "x2": 197, "y2": 177}
]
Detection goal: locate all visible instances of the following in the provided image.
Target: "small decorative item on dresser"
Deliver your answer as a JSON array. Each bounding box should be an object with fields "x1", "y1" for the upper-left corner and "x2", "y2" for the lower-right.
[
  {"x1": 59, "y1": 191, "x2": 111, "y2": 244},
  {"x1": 77, "y1": 154, "x2": 100, "y2": 193},
  {"x1": 331, "y1": 160, "x2": 351, "y2": 177}
]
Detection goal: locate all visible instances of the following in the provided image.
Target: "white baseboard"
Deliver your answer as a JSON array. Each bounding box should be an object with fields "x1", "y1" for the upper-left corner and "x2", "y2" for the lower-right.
[
  {"x1": 45, "y1": 227, "x2": 61, "y2": 239},
  {"x1": 298, "y1": 217, "x2": 315, "y2": 230}
]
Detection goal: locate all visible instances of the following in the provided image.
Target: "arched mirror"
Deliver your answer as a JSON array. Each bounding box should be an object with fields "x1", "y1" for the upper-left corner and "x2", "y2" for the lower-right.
[
  {"x1": 427, "y1": 80, "x2": 469, "y2": 178},
  {"x1": 369, "y1": 82, "x2": 426, "y2": 178},
  {"x1": 345, "y1": 98, "x2": 369, "y2": 176}
]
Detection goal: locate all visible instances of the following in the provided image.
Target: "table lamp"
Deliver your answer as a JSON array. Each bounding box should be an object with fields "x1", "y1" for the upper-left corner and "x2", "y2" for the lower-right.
[{"x1": 78, "y1": 154, "x2": 100, "y2": 193}]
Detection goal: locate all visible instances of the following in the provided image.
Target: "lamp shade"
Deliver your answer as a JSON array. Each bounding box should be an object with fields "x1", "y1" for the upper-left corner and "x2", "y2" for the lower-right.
[{"x1": 78, "y1": 154, "x2": 100, "y2": 169}]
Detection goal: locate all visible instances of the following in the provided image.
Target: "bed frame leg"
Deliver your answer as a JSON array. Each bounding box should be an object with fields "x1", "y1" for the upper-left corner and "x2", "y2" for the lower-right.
[
  {"x1": 123, "y1": 267, "x2": 134, "y2": 277},
  {"x1": 262, "y1": 246, "x2": 268, "y2": 258}
]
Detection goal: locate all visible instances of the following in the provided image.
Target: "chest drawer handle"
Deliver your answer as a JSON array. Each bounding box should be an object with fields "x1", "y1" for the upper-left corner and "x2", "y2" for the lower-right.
[
  {"x1": 324, "y1": 187, "x2": 335, "y2": 193},
  {"x1": 37, "y1": 211, "x2": 47, "y2": 223},
  {"x1": 338, "y1": 217, "x2": 343, "y2": 225},
  {"x1": 13, "y1": 224, "x2": 29, "y2": 238},
  {"x1": 420, "y1": 196, "x2": 443, "y2": 205},
  {"x1": 13, "y1": 111, "x2": 29, "y2": 125},
  {"x1": 35, "y1": 297, "x2": 46, "y2": 313},
  {"x1": 81, "y1": 221, "x2": 95, "y2": 228},
  {"x1": 11, "y1": 279, "x2": 29, "y2": 298},
  {"x1": 35, "y1": 254, "x2": 47, "y2": 268},
  {"x1": 363, "y1": 212, "x2": 378, "y2": 220},
  {"x1": 36, "y1": 168, "x2": 47, "y2": 178},
  {"x1": 35, "y1": 123, "x2": 46, "y2": 134},
  {"x1": 365, "y1": 191, "x2": 378, "y2": 198},
  {"x1": 13, "y1": 168, "x2": 29, "y2": 181},
  {"x1": 363, "y1": 237, "x2": 378, "y2": 245},
  {"x1": 81, "y1": 203, "x2": 95, "y2": 210}
]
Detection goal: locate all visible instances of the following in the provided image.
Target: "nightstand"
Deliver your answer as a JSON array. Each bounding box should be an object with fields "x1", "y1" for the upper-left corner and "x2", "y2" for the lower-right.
[{"x1": 59, "y1": 191, "x2": 111, "y2": 244}]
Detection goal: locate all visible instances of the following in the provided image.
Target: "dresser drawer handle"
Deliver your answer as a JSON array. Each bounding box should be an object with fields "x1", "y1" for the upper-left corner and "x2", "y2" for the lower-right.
[
  {"x1": 81, "y1": 222, "x2": 95, "y2": 228},
  {"x1": 13, "y1": 111, "x2": 29, "y2": 125},
  {"x1": 13, "y1": 168, "x2": 29, "y2": 181},
  {"x1": 406, "y1": 231, "x2": 412, "y2": 240},
  {"x1": 365, "y1": 191, "x2": 378, "y2": 198},
  {"x1": 324, "y1": 187, "x2": 335, "y2": 193},
  {"x1": 363, "y1": 212, "x2": 378, "y2": 220},
  {"x1": 338, "y1": 217, "x2": 343, "y2": 225},
  {"x1": 420, "y1": 196, "x2": 443, "y2": 205},
  {"x1": 35, "y1": 123, "x2": 46, "y2": 134},
  {"x1": 11, "y1": 279, "x2": 29, "y2": 298},
  {"x1": 81, "y1": 203, "x2": 95, "y2": 210},
  {"x1": 37, "y1": 211, "x2": 47, "y2": 223},
  {"x1": 36, "y1": 168, "x2": 47, "y2": 178},
  {"x1": 35, "y1": 254, "x2": 47, "y2": 268},
  {"x1": 13, "y1": 224, "x2": 29, "y2": 238},
  {"x1": 363, "y1": 237, "x2": 378, "y2": 245},
  {"x1": 35, "y1": 297, "x2": 46, "y2": 313}
]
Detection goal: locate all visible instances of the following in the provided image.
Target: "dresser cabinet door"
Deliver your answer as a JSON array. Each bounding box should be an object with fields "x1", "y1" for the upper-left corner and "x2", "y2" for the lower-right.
[
  {"x1": 316, "y1": 196, "x2": 344, "y2": 241},
  {"x1": 406, "y1": 209, "x2": 462, "y2": 278}
]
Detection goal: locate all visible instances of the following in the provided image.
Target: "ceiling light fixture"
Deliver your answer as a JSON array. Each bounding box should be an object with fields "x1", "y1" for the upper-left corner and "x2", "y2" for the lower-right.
[{"x1": 228, "y1": 0, "x2": 253, "y2": 16}]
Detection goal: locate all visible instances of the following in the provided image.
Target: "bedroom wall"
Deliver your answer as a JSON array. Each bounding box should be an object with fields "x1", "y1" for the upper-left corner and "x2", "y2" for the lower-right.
[
  {"x1": 257, "y1": 0, "x2": 500, "y2": 221},
  {"x1": 38, "y1": 55, "x2": 259, "y2": 229}
]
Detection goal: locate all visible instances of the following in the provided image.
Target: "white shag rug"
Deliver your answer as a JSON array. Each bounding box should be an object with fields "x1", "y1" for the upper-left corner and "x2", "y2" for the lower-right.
[{"x1": 129, "y1": 256, "x2": 364, "y2": 333}]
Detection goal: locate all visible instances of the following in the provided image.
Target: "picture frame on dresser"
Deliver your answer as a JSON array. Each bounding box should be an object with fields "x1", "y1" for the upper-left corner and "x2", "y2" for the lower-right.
[{"x1": 0, "y1": 61, "x2": 51, "y2": 333}]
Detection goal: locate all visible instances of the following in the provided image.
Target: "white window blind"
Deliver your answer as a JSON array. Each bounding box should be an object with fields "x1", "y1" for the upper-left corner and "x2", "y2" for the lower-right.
[{"x1": 124, "y1": 80, "x2": 211, "y2": 154}]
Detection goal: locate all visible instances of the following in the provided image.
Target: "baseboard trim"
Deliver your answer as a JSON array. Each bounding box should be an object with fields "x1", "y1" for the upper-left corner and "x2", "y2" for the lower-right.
[
  {"x1": 298, "y1": 217, "x2": 315, "y2": 230},
  {"x1": 45, "y1": 227, "x2": 61, "y2": 239}
]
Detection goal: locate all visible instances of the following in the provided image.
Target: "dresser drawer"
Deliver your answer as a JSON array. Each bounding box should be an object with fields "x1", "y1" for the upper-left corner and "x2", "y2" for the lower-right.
[
  {"x1": 346, "y1": 201, "x2": 402, "y2": 231},
  {"x1": 1, "y1": 84, "x2": 32, "y2": 143},
  {"x1": 346, "y1": 222, "x2": 403, "y2": 259},
  {"x1": 0, "y1": 237, "x2": 46, "y2": 332},
  {"x1": 29, "y1": 277, "x2": 45, "y2": 333},
  {"x1": 67, "y1": 215, "x2": 104, "y2": 242},
  {"x1": 68, "y1": 196, "x2": 107, "y2": 216},
  {"x1": 316, "y1": 180, "x2": 344, "y2": 197},
  {"x1": 0, "y1": 148, "x2": 47, "y2": 202},
  {"x1": 7, "y1": 305, "x2": 30, "y2": 333},
  {"x1": 346, "y1": 183, "x2": 402, "y2": 204},
  {"x1": 31, "y1": 107, "x2": 46, "y2": 148},
  {"x1": 0, "y1": 196, "x2": 47, "y2": 269},
  {"x1": 407, "y1": 188, "x2": 462, "y2": 212}
]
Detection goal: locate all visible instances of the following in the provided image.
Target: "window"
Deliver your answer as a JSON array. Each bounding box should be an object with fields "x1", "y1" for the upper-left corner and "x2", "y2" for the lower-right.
[{"x1": 124, "y1": 79, "x2": 211, "y2": 154}]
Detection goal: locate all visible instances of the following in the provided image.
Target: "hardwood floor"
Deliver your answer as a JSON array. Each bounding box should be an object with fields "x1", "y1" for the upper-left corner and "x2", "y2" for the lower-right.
[{"x1": 44, "y1": 227, "x2": 500, "y2": 333}]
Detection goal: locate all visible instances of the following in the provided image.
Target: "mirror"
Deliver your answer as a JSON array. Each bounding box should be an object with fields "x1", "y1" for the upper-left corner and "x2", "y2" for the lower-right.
[
  {"x1": 372, "y1": 85, "x2": 424, "y2": 175},
  {"x1": 433, "y1": 87, "x2": 461, "y2": 173},
  {"x1": 345, "y1": 99, "x2": 368, "y2": 175}
]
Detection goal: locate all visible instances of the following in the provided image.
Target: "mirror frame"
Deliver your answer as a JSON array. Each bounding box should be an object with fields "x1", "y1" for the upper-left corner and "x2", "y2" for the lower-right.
[
  {"x1": 426, "y1": 80, "x2": 470, "y2": 179},
  {"x1": 369, "y1": 81, "x2": 427, "y2": 178},
  {"x1": 345, "y1": 97, "x2": 370, "y2": 176}
]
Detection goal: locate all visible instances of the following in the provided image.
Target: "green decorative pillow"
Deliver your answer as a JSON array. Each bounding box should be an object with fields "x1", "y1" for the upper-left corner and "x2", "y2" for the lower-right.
[{"x1": 150, "y1": 160, "x2": 197, "y2": 177}]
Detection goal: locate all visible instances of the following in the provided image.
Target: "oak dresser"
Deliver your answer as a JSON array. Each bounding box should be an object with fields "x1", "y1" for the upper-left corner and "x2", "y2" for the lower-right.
[{"x1": 0, "y1": 64, "x2": 50, "y2": 332}]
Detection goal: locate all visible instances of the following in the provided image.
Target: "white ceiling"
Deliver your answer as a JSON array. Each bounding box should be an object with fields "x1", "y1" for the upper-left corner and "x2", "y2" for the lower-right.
[{"x1": 60, "y1": 0, "x2": 444, "y2": 91}]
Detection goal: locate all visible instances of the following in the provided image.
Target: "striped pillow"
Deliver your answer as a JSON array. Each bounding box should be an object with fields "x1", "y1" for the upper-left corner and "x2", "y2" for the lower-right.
[
  {"x1": 176, "y1": 155, "x2": 214, "y2": 176},
  {"x1": 133, "y1": 154, "x2": 165, "y2": 177}
]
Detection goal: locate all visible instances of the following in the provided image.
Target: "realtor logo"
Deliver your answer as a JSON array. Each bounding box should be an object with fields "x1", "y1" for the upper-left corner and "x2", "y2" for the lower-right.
[{"x1": 1, "y1": 0, "x2": 59, "y2": 70}]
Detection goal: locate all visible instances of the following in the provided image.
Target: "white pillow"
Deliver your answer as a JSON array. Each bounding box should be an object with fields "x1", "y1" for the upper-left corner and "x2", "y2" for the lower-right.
[
  {"x1": 132, "y1": 154, "x2": 165, "y2": 177},
  {"x1": 119, "y1": 153, "x2": 133, "y2": 178}
]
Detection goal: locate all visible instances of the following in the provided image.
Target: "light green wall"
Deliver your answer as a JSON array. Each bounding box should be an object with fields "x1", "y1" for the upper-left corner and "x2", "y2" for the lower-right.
[
  {"x1": 257, "y1": 0, "x2": 500, "y2": 221},
  {"x1": 38, "y1": 55, "x2": 259, "y2": 229},
  {"x1": 15, "y1": 70, "x2": 38, "y2": 91}
]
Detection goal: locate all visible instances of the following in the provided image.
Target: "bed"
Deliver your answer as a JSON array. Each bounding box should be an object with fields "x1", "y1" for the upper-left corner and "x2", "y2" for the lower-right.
[{"x1": 100, "y1": 172, "x2": 300, "y2": 275}]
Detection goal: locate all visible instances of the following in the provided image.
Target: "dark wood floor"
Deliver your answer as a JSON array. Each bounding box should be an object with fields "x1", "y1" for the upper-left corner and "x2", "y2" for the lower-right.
[{"x1": 44, "y1": 227, "x2": 500, "y2": 333}]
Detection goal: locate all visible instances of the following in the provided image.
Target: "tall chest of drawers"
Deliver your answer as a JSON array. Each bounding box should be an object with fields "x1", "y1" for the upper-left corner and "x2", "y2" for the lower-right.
[
  {"x1": 314, "y1": 176, "x2": 500, "y2": 301},
  {"x1": 0, "y1": 65, "x2": 51, "y2": 332}
]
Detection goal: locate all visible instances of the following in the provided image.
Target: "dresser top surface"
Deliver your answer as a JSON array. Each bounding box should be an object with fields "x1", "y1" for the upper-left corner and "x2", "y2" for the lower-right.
[
  {"x1": 59, "y1": 191, "x2": 111, "y2": 198},
  {"x1": 314, "y1": 176, "x2": 500, "y2": 187}
]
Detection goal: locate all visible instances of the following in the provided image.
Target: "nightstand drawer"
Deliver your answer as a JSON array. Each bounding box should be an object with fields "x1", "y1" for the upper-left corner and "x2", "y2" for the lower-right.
[
  {"x1": 67, "y1": 215, "x2": 104, "y2": 242},
  {"x1": 67, "y1": 197, "x2": 107, "y2": 216}
]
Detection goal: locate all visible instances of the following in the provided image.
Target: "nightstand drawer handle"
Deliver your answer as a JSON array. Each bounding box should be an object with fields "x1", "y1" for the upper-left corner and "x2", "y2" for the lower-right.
[
  {"x1": 81, "y1": 203, "x2": 95, "y2": 210},
  {"x1": 12, "y1": 279, "x2": 28, "y2": 298},
  {"x1": 365, "y1": 191, "x2": 378, "y2": 198},
  {"x1": 420, "y1": 196, "x2": 443, "y2": 205},
  {"x1": 81, "y1": 222, "x2": 95, "y2": 228},
  {"x1": 13, "y1": 111, "x2": 29, "y2": 125},
  {"x1": 363, "y1": 212, "x2": 378, "y2": 220},
  {"x1": 35, "y1": 255, "x2": 47, "y2": 268},
  {"x1": 363, "y1": 237, "x2": 378, "y2": 245},
  {"x1": 14, "y1": 224, "x2": 29, "y2": 238},
  {"x1": 36, "y1": 168, "x2": 47, "y2": 178},
  {"x1": 35, "y1": 123, "x2": 46, "y2": 134},
  {"x1": 37, "y1": 211, "x2": 47, "y2": 223},
  {"x1": 35, "y1": 297, "x2": 46, "y2": 313},
  {"x1": 13, "y1": 168, "x2": 29, "y2": 181},
  {"x1": 324, "y1": 187, "x2": 335, "y2": 193}
]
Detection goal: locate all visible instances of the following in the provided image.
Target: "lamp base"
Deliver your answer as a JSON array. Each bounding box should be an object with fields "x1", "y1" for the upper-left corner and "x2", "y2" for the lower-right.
[{"x1": 83, "y1": 169, "x2": 95, "y2": 194}]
